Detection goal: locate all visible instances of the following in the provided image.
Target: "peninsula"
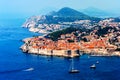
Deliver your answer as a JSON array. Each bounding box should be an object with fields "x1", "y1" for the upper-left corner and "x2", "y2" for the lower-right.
[{"x1": 21, "y1": 7, "x2": 120, "y2": 57}]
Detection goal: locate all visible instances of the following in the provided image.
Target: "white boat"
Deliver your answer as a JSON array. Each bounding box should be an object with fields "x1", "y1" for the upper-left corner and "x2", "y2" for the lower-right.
[
  {"x1": 88, "y1": 56, "x2": 90, "y2": 59},
  {"x1": 23, "y1": 68, "x2": 34, "y2": 71},
  {"x1": 90, "y1": 64, "x2": 96, "y2": 69},
  {"x1": 69, "y1": 58, "x2": 79, "y2": 73},
  {"x1": 69, "y1": 69, "x2": 79, "y2": 73},
  {"x1": 96, "y1": 61, "x2": 99, "y2": 64}
]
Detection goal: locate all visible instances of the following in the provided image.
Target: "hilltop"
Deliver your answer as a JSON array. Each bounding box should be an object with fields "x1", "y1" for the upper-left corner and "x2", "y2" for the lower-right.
[
  {"x1": 23, "y1": 7, "x2": 100, "y2": 33},
  {"x1": 49, "y1": 7, "x2": 89, "y2": 18}
]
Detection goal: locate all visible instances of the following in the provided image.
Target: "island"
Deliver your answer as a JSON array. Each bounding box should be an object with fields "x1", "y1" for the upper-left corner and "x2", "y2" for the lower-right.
[{"x1": 21, "y1": 7, "x2": 120, "y2": 57}]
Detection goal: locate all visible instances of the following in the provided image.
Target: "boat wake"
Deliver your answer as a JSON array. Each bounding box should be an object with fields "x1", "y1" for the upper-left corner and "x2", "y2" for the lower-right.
[{"x1": 0, "y1": 67, "x2": 34, "y2": 74}]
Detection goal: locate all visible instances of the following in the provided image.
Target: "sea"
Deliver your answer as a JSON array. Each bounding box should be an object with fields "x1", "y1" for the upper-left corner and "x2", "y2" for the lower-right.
[{"x1": 0, "y1": 19, "x2": 120, "y2": 80}]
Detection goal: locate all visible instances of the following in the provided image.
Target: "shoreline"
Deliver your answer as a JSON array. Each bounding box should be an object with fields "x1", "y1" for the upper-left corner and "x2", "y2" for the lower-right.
[
  {"x1": 20, "y1": 36, "x2": 120, "y2": 57},
  {"x1": 20, "y1": 43, "x2": 80, "y2": 58}
]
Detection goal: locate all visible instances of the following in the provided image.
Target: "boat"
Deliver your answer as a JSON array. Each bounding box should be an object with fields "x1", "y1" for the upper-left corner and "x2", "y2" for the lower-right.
[
  {"x1": 69, "y1": 58, "x2": 79, "y2": 73},
  {"x1": 96, "y1": 61, "x2": 99, "y2": 64},
  {"x1": 23, "y1": 68, "x2": 34, "y2": 71},
  {"x1": 88, "y1": 56, "x2": 90, "y2": 59},
  {"x1": 69, "y1": 69, "x2": 80, "y2": 73},
  {"x1": 90, "y1": 64, "x2": 96, "y2": 69}
]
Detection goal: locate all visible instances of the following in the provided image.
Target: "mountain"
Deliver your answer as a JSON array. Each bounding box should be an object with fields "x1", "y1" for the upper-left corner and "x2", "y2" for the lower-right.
[
  {"x1": 23, "y1": 7, "x2": 101, "y2": 26},
  {"x1": 56, "y1": 7, "x2": 89, "y2": 17},
  {"x1": 46, "y1": 7, "x2": 100, "y2": 23},
  {"x1": 47, "y1": 7, "x2": 92, "y2": 19},
  {"x1": 80, "y1": 7, "x2": 116, "y2": 18},
  {"x1": 23, "y1": 7, "x2": 101, "y2": 33}
]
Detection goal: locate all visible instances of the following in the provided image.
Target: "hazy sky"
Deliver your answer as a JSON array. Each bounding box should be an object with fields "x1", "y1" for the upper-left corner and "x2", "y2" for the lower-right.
[{"x1": 0, "y1": 0, "x2": 120, "y2": 19}]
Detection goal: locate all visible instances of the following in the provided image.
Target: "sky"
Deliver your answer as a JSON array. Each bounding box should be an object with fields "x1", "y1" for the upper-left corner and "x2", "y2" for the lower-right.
[{"x1": 0, "y1": 0, "x2": 120, "y2": 19}]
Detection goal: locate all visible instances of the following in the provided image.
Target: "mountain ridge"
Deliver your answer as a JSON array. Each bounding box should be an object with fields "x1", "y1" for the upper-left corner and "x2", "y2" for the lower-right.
[{"x1": 45, "y1": 7, "x2": 100, "y2": 23}]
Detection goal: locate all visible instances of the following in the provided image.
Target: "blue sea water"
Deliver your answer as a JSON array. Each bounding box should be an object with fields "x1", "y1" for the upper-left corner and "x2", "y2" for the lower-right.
[{"x1": 0, "y1": 19, "x2": 120, "y2": 80}]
